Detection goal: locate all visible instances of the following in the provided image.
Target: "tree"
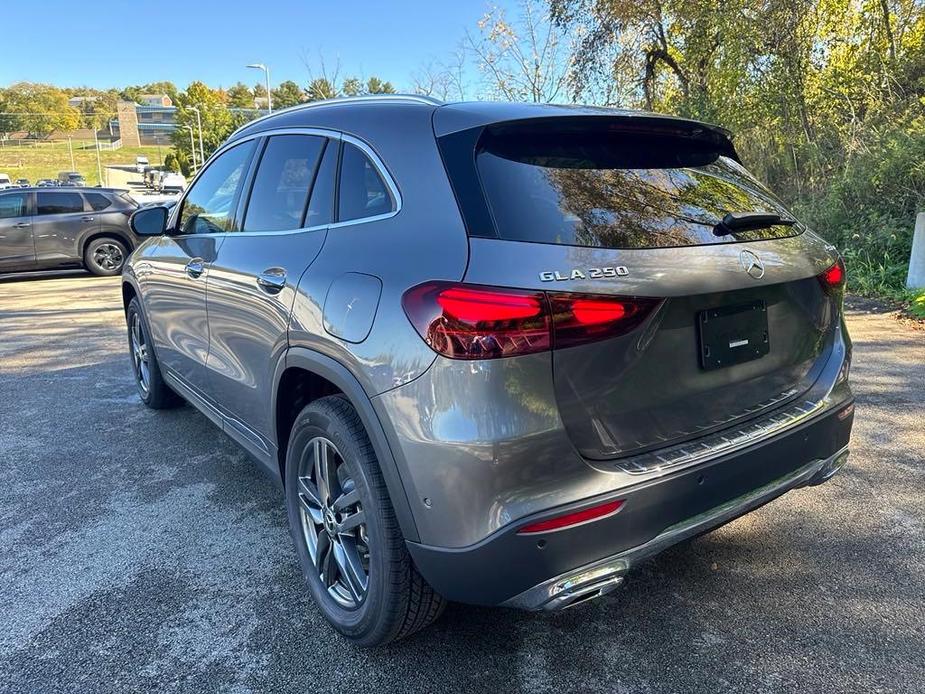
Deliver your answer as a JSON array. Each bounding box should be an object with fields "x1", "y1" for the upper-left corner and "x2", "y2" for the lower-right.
[
  {"x1": 0, "y1": 82, "x2": 80, "y2": 137},
  {"x1": 272, "y1": 80, "x2": 306, "y2": 108},
  {"x1": 365, "y1": 76, "x2": 396, "y2": 94},
  {"x1": 465, "y1": 0, "x2": 578, "y2": 102},
  {"x1": 306, "y1": 78, "x2": 338, "y2": 101},
  {"x1": 171, "y1": 81, "x2": 234, "y2": 169},
  {"x1": 226, "y1": 82, "x2": 256, "y2": 108}
]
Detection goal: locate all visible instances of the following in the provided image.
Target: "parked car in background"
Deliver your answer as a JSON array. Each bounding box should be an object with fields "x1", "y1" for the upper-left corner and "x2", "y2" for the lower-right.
[
  {"x1": 0, "y1": 187, "x2": 139, "y2": 275},
  {"x1": 15, "y1": 178, "x2": 30, "y2": 187},
  {"x1": 57, "y1": 171, "x2": 86, "y2": 187},
  {"x1": 136, "y1": 156, "x2": 149, "y2": 174},
  {"x1": 35, "y1": 179, "x2": 56, "y2": 187},
  {"x1": 159, "y1": 172, "x2": 186, "y2": 193},
  {"x1": 0, "y1": 173, "x2": 12, "y2": 189},
  {"x1": 123, "y1": 96, "x2": 854, "y2": 647}
]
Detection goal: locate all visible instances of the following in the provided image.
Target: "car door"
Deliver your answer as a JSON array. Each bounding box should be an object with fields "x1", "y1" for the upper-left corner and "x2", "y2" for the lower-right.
[
  {"x1": 142, "y1": 139, "x2": 257, "y2": 398},
  {"x1": 0, "y1": 190, "x2": 35, "y2": 271},
  {"x1": 32, "y1": 190, "x2": 94, "y2": 267},
  {"x1": 205, "y1": 132, "x2": 335, "y2": 455}
]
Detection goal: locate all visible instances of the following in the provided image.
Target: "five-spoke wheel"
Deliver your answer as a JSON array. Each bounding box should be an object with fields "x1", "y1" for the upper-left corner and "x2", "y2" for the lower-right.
[{"x1": 297, "y1": 436, "x2": 370, "y2": 608}]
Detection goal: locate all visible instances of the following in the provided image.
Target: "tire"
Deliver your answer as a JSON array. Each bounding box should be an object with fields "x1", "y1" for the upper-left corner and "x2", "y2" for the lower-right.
[
  {"x1": 85, "y1": 237, "x2": 128, "y2": 276},
  {"x1": 126, "y1": 297, "x2": 182, "y2": 409},
  {"x1": 285, "y1": 395, "x2": 445, "y2": 647}
]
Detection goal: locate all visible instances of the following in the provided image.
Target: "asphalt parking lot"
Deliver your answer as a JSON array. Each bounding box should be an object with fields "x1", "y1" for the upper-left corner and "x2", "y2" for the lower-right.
[{"x1": 1, "y1": 274, "x2": 923, "y2": 694}]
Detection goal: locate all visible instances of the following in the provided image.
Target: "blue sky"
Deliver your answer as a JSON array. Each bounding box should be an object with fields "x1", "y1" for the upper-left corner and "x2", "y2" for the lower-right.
[{"x1": 2, "y1": 1, "x2": 510, "y2": 91}]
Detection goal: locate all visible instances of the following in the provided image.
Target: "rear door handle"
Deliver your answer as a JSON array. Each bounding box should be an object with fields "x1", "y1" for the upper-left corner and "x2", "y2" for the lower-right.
[
  {"x1": 256, "y1": 267, "x2": 287, "y2": 294},
  {"x1": 81, "y1": 216, "x2": 94, "y2": 222},
  {"x1": 13, "y1": 222, "x2": 30, "y2": 229},
  {"x1": 185, "y1": 258, "x2": 205, "y2": 279}
]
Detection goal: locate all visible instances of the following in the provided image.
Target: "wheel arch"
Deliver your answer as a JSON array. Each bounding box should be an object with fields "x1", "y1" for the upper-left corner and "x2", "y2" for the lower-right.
[{"x1": 274, "y1": 347, "x2": 420, "y2": 543}]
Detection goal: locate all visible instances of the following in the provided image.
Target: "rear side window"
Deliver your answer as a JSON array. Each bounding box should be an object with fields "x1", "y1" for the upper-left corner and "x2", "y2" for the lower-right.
[
  {"x1": 337, "y1": 142, "x2": 394, "y2": 222},
  {"x1": 179, "y1": 140, "x2": 255, "y2": 234},
  {"x1": 469, "y1": 122, "x2": 800, "y2": 249},
  {"x1": 0, "y1": 193, "x2": 27, "y2": 218},
  {"x1": 37, "y1": 192, "x2": 84, "y2": 215},
  {"x1": 84, "y1": 192, "x2": 112, "y2": 211},
  {"x1": 243, "y1": 134, "x2": 326, "y2": 232}
]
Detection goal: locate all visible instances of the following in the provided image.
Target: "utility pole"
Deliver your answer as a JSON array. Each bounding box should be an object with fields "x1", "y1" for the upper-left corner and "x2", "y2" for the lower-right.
[{"x1": 67, "y1": 136, "x2": 75, "y2": 171}]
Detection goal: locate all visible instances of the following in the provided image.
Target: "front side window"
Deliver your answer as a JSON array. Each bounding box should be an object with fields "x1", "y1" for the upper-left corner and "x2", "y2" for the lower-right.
[
  {"x1": 337, "y1": 142, "x2": 395, "y2": 222},
  {"x1": 179, "y1": 140, "x2": 256, "y2": 235},
  {"x1": 37, "y1": 192, "x2": 84, "y2": 215},
  {"x1": 0, "y1": 193, "x2": 27, "y2": 219},
  {"x1": 242, "y1": 135, "x2": 325, "y2": 232}
]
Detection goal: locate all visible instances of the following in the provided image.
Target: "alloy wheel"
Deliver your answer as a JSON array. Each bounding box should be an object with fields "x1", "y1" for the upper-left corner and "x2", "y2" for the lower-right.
[
  {"x1": 297, "y1": 436, "x2": 370, "y2": 609},
  {"x1": 93, "y1": 243, "x2": 124, "y2": 272},
  {"x1": 130, "y1": 313, "x2": 150, "y2": 395}
]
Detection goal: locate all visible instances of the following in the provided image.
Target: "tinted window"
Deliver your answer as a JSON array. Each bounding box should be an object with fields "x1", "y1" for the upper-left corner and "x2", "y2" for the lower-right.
[
  {"x1": 84, "y1": 192, "x2": 112, "y2": 211},
  {"x1": 337, "y1": 142, "x2": 394, "y2": 222},
  {"x1": 306, "y1": 140, "x2": 337, "y2": 227},
  {"x1": 473, "y1": 125, "x2": 800, "y2": 249},
  {"x1": 0, "y1": 193, "x2": 27, "y2": 219},
  {"x1": 37, "y1": 192, "x2": 84, "y2": 215},
  {"x1": 179, "y1": 141, "x2": 255, "y2": 235},
  {"x1": 242, "y1": 135, "x2": 325, "y2": 232}
]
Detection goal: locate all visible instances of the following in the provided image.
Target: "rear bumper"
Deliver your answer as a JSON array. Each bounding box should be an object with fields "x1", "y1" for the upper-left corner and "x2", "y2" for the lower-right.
[{"x1": 406, "y1": 399, "x2": 854, "y2": 608}]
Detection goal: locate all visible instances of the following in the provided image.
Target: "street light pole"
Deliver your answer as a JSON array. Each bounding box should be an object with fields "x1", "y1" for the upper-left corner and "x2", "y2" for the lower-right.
[
  {"x1": 185, "y1": 125, "x2": 197, "y2": 172},
  {"x1": 189, "y1": 106, "x2": 206, "y2": 165},
  {"x1": 93, "y1": 128, "x2": 104, "y2": 186},
  {"x1": 246, "y1": 63, "x2": 272, "y2": 113}
]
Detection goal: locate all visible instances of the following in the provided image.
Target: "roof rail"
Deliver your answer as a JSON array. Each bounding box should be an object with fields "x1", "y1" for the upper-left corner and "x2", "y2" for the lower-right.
[{"x1": 230, "y1": 94, "x2": 443, "y2": 138}]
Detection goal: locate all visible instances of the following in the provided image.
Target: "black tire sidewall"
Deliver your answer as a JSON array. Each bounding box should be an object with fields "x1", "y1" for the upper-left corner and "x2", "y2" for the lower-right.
[
  {"x1": 126, "y1": 297, "x2": 174, "y2": 407},
  {"x1": 284, "y1": 399, "x2": 393, "y2": 640},
  {"x1": 85, "y1": 237, "x2": 127, "y2": 276}
]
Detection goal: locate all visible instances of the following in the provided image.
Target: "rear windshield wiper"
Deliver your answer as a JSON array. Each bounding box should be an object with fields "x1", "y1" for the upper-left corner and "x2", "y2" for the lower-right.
[{"x1": 714, "y1": 212, "x2": 795, "y2": 236}]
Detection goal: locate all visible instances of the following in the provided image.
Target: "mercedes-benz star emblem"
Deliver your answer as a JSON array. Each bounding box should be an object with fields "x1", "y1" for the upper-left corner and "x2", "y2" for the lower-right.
[{"x1": 739, "y1": 249, "x2": 765, "y2": 279}]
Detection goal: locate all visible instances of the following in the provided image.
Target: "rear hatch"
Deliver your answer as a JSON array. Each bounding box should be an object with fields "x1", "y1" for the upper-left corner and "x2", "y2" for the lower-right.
[{"x1": 437, "y1": 110, "x2": 842, "y2": 460}]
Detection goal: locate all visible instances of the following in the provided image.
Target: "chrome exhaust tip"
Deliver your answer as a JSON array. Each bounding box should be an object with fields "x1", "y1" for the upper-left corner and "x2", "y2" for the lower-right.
[{"x1": 806, "y1": 447, "x2": 850, "y2": 486}]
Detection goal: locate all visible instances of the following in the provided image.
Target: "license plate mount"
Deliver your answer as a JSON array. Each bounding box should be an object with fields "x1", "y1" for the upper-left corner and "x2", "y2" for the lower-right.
[{"x1": 698, "y1": 300, "x2": 769, "y2": 371}]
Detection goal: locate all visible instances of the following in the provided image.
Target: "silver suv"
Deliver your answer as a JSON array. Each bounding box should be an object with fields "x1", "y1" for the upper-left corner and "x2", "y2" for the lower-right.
[{"x1": 123, "y1": 96, "x2": 854, "y2": 646}]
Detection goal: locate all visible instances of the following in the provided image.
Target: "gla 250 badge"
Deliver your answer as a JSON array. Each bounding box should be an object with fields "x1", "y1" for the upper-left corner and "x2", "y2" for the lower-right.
[{"x1": 539, "y1": 266, "x2": 629, "y2": 282}]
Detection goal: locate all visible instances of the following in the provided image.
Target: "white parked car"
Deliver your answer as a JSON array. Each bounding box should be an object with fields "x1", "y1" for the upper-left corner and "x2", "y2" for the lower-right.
[
  {"x1": 135, "y1": 156, "x2": 150, "y2": 174},
  {"x1": 0, "y1": 173, "x2": 12, "y2": 189},
  {"x1": 159, "y1": 172, "x2": 186, "y2": 193}
]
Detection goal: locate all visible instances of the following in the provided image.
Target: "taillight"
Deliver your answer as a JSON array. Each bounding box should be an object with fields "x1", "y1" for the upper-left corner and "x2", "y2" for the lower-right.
[
  {"x1": 402, "y1": 282, "x2": 551, "y2": 360},
  {"x1": 549, "y1": 292, "x2": 662, "y2": 349},
  {"x1": 818, "y1": 257, "x2": 846, "y2": 293},
  {"x1": 517, "y1": 499, "x2": 625, "y2": 535},
  {"x1": 402, "y1": 282, "x2": 660, "y2": 359}
]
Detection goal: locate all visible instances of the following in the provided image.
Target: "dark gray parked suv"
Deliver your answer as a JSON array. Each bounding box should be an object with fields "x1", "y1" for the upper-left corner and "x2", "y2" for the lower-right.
[
  {"x1": 123, "y1": 96, "x2": 854, "y2": 646},
  {"x1": 0, "y1": 187, "x2": 139, "y2": 275}
]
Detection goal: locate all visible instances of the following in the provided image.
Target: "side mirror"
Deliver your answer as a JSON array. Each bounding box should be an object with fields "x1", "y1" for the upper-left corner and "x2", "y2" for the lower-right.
[{"x1": 130, "y1": 205, "x2": 169, "y2": 236}]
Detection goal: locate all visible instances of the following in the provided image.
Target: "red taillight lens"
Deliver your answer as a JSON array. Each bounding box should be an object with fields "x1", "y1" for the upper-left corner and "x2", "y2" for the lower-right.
[
  {"x1": 549, "y1": 292, "x2": 661, "y2": 349},
  {"x1": 517, "y1": 499, "x2": 625, "y2": 535},
  {"x1": 402, "y1": 282, "x2": 551, "y2": 360},
  {"x1": 818, "y1": 257, "x2": 846, "y2": 292},
  {"x1": 402, "y1": 282, "x2": 660, "y2": 360}
]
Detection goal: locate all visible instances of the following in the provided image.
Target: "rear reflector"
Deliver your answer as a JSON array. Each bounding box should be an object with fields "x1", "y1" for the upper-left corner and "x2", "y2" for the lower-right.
[
  {"x1": 402, "y1": 282, "x2": 661, "y2": 359},
  {"x1": 517, "y1": 499, "x2": 625, "y2": 535}
]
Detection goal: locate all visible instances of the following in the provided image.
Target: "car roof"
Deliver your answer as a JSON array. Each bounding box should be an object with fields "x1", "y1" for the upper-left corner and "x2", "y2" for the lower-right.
[
  {"x1": 10, "y1": 186, "x2": 128, "y2": 194},
  {"x1": 228, "y1": 94, "x2": 732, "y2": 146}
]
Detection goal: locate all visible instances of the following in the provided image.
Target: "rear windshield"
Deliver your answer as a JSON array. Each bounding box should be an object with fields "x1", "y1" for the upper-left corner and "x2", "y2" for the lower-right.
[{"x1": 474, "y1": 125, "x2": 800, "y2": 249}]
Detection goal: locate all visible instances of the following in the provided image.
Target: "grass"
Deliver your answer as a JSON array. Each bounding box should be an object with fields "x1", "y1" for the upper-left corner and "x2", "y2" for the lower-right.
[
  {"x1": 908, "y1": 290, "x2": 925, "y2": 319},
  {"x1": 0, "y1": 140, "x2": 167, "y2": 187}
]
